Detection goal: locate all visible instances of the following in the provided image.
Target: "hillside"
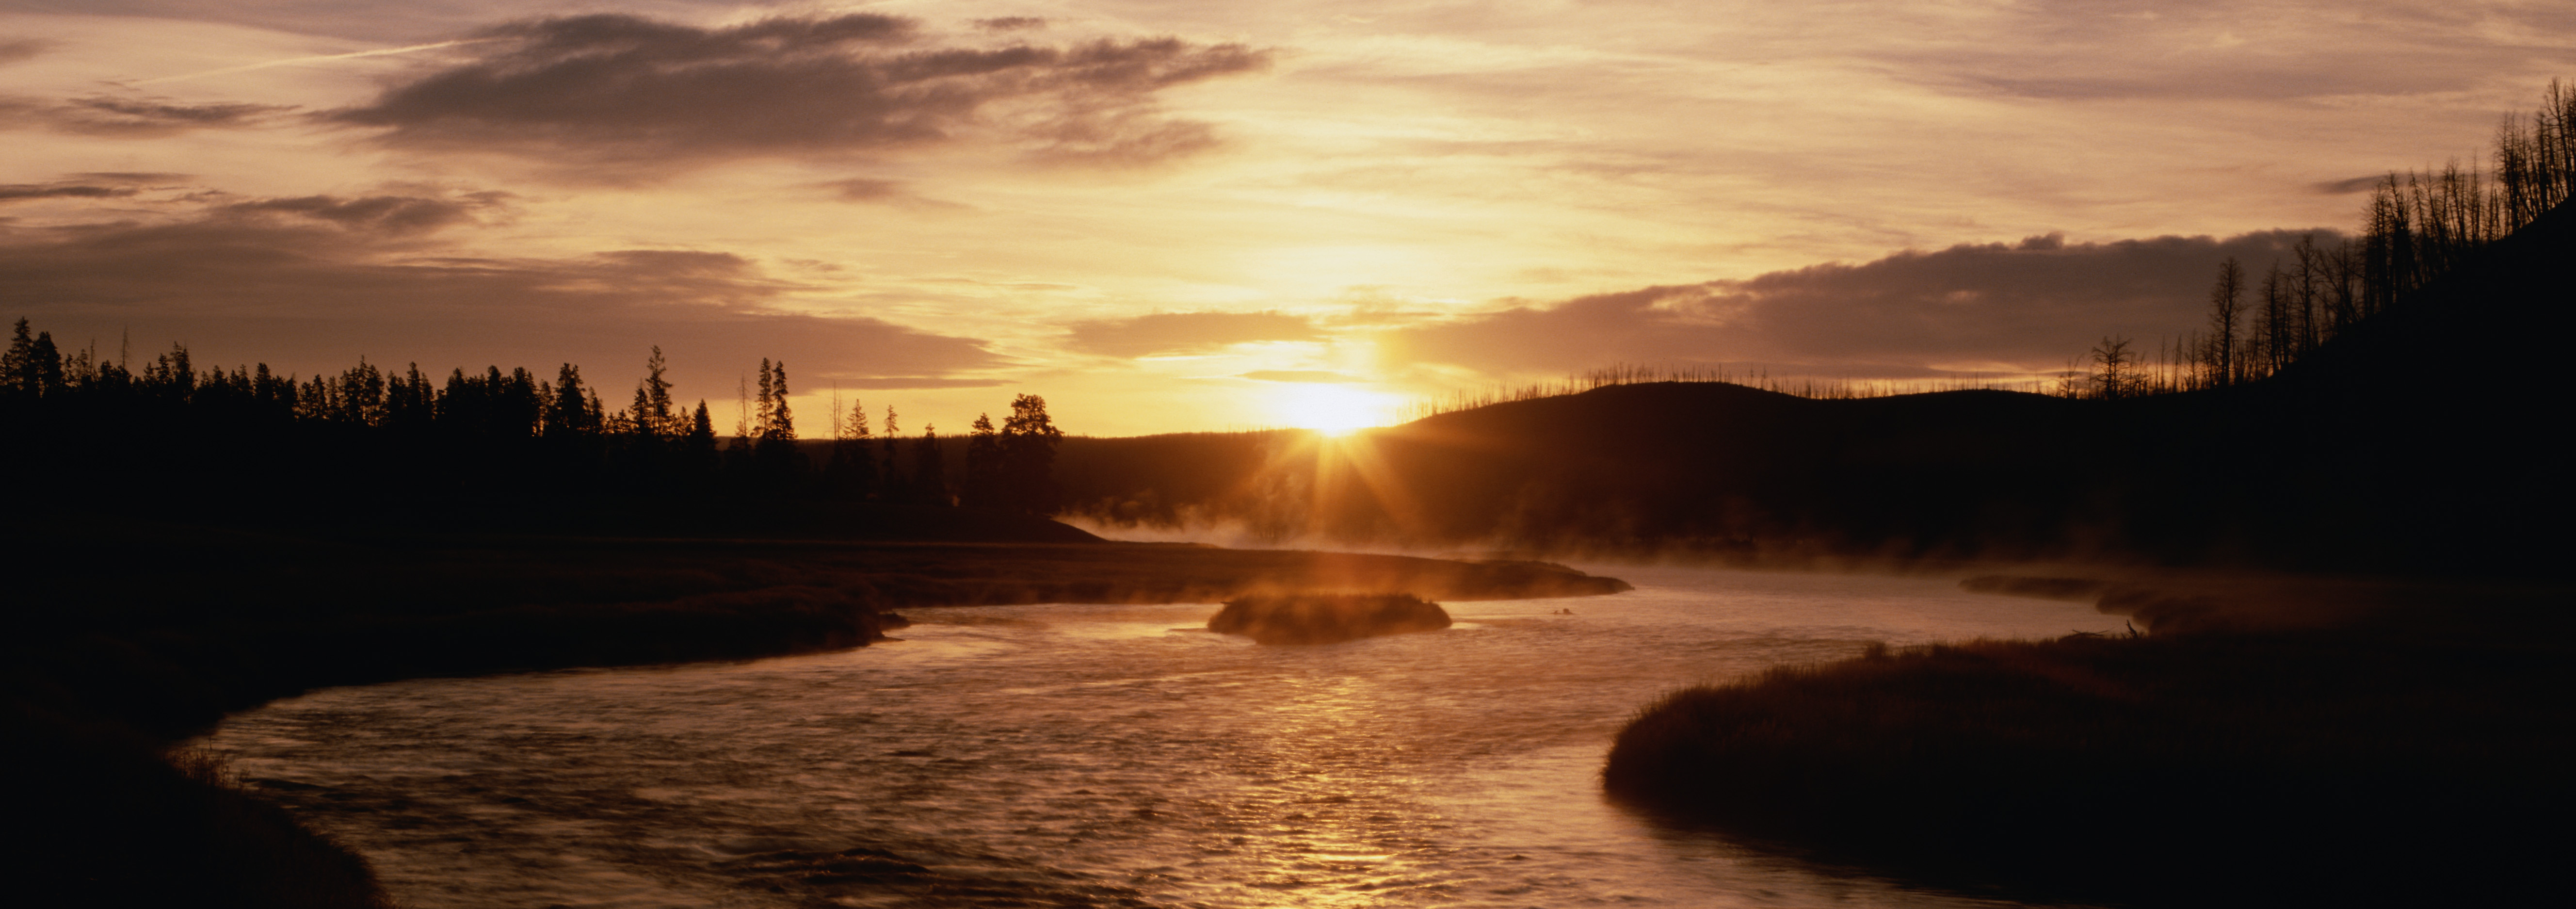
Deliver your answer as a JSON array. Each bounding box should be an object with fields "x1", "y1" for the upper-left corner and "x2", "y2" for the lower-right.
[{"x1": 1064, "y1": 202, "x2": 2574, "y2": 573}]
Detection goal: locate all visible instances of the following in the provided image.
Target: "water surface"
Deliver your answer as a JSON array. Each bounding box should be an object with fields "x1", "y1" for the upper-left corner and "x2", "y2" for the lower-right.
[{"x1": 204, "y1": 565, "x2": 2116, "y2": 908}]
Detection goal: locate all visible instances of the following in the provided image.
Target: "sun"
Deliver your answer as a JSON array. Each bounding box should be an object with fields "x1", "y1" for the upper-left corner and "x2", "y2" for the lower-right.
[{"x1": 1270, "y1": 383, "x2": 1397, "y2": 436}]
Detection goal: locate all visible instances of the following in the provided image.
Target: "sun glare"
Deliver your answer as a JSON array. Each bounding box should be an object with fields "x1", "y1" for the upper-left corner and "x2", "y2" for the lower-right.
[{"x1": 1271, "y1": 384, "x2": 1397, "y2": 436}]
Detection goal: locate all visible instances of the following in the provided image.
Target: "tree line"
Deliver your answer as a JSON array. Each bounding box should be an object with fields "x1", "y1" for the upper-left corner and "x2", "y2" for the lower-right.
[
  {"x1": 2077, "y1": 80, "x2": 2576, "y2": 399},
  {"x1": 0, "y1": 329, "x2": 1064, "y2": 521}
]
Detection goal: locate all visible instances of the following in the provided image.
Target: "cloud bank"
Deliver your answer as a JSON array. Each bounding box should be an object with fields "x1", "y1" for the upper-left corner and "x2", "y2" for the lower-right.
[
  {"x1": 327, "y1": 13, "x2": 1271, "y2": 174},
  {"x1": 1381, "y1": 230, "x2": 2342, "y2": 379},
  {"x1": 0, "y1": 192, "x2": 1002, "y2": 395}
]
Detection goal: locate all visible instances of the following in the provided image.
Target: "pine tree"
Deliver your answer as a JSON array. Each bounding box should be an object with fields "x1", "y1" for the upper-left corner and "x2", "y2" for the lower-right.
[
  {"x1": 964, "y1": 412, "x2": 1001, "y2": 508},
  {"x1": 766, "y1": 360, "x2": 793, "y2": 441},
  {"x1": 912, "y1": 422, "x2": 947, "y2": 504},
  {"x1": 879, "y1": 405, "x2": 902, "y2": 495},
  {"x1": 752, "y1": 359, "x2": 801, "y2": 482},
  {"x1": 630, "y1": 346, "x2": 677, "y2": 438},
  {"x1": 827, "y1": 396, "x2": 876, "y2": 500},
  {"x1": 546, "y1": 363, "x2": 599, "y2": 436},
  {"x1": 2, "y1": 319, "x2": 32, "y2": 396},
  {"x1": 999, "y1": 394, "x2": 1063, "y2": 513}
]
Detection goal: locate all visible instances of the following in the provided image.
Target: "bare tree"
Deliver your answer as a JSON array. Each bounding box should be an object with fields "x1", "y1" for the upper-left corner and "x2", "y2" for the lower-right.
[
  {"x1": 2206, "y1": 258, "x2": 2245, "y2": 386},
  {"x1": 2090, "y1": 335, "x2": 2136, "y2": 400}
]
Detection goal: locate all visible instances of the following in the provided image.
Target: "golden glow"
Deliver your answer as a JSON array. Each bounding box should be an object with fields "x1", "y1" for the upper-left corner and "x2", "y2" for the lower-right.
[{"x1": 1269, "y1": 384, "x2": 1398, "y2": 436}]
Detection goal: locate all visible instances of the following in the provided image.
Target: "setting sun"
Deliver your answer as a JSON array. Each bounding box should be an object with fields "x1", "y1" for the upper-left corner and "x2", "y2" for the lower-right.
[{"x1": 1270, "y1": 383, "x2": 1399, "y2": 436}]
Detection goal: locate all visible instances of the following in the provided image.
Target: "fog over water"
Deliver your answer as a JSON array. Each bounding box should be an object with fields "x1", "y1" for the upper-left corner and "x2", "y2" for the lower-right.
[{"x1": 202, "y1": 567, "x2": 2114, "y2": 908}]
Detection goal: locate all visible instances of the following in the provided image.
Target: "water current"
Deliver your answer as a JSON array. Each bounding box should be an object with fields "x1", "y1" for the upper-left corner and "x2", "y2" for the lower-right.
[{"x1": 201, "y1": 565, "x2": 2118, "y2": 908}]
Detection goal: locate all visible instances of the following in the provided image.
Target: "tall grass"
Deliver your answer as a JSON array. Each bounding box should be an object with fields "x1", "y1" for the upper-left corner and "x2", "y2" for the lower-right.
[{"x1": 1603, "y1": 631, "x2": 2571, "y2": 906}]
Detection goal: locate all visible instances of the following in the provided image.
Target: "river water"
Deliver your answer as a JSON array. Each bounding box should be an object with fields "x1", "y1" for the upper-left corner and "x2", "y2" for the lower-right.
[{"x1": 201, "y1": 565, "x2": 2116, "y2": 909}]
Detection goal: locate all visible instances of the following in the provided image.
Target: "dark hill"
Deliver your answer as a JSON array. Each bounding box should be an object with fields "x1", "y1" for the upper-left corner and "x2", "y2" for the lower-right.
[{"x1": 1065, "y1": 201, "x2": 2574, "y2": 574}]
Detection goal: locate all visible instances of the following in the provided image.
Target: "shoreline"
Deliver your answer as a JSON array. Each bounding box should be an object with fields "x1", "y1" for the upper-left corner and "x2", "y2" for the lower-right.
[
  {"x1": 1600, "y1": 604, "x2": 2576, "y2": 907},
  {"x1": 3, "y1": 522, "x2": 1630, "y2": 908}
]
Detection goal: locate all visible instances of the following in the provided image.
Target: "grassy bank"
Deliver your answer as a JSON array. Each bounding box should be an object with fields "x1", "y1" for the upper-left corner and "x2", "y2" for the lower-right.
[
  {"x1": 1602, "y1": 618, "x2": 2573, "y2": 906},
  {"x1": 4, "y1": 520, "x2": 1626, "y2": 907}
]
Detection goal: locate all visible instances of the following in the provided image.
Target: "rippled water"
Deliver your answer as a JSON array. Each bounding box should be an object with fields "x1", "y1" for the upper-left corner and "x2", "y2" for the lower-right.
[{"x1": 202, "y1": 565, "x2": 2117, "y2": 908}]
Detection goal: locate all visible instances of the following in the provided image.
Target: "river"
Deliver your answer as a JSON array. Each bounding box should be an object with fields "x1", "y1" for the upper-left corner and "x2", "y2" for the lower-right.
[{"x1": 200, "y1": 564, "x2": 2115, "y2": 908}]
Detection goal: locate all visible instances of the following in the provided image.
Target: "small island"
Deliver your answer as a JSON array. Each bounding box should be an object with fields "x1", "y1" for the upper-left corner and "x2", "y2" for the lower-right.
[{"x1": 1207, "y1": 593, "x2": 1453, "y2": 645}]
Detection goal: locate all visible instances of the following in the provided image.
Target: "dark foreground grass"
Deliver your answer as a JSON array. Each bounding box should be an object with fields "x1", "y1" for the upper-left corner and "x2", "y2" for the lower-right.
[
  {"x1": 1602, "y1": 628, "x2": 2573, "y2": 907},
  {"x1": 3, "y1": 519, "x2": 1627, "y2": 906}
]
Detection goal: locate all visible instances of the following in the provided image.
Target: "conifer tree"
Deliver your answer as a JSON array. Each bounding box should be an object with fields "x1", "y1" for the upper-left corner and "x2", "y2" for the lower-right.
[
  {"x1": 765, "y1": 360, "x2": 793, "y2": 441},
  {"x1": 1, "y1": 318, "x2": 31, "y2": 395},
  {"x1": 879, "y1": 404, "x2": 902, "y2": 494},
  {"x1": 630, "y1": 346, "x2": 677, "y2": 438},
  {"x1": 546, "y1": 363, "x2": 600, "y2": 436},
  {"x1": 827, "y1": 396, "x2": 876, "y2": 500},
  {"x1": 964, "y1": 412, "x2": 1001, "y2": 508},
  {"x1": 999, "y1": 394, "x2": 1063, "y2": 513},
  {"x1": 912, "y1": 422, "x2": 947, "y2": 504}
]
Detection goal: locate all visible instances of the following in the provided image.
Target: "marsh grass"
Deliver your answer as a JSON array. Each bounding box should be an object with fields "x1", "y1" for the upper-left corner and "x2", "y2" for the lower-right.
[{"x1": 1603, "y1": 631, "x2": 2572, "y2": 906}]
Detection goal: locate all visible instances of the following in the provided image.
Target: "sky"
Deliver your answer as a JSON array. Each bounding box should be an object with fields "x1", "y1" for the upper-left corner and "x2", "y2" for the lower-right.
[{"x1": 3, "y1": 1, "x2": 2569, "y2": 437}]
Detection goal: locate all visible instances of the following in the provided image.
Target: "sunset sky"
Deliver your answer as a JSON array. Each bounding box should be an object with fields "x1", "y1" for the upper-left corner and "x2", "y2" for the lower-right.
[{"x1": 3, "y1": 1, "x2": 2568, "y2": 436}]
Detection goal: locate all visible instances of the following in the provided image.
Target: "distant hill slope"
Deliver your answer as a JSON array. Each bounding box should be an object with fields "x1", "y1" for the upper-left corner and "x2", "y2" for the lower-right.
[{"x1": 1065, "y1": 201, "x2": 2574, "y2": 573}]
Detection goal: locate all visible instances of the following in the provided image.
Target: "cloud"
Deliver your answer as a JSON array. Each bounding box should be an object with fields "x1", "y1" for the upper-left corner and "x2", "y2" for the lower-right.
[
  {"x1": 2313, "y1": 175, "x2": 2388, "y2": 195},
  {"x1": 0, "y1": 184, "x2": 139, "y2": 203},
  {"x1": 1379, "y1": 230, "x2": 2343, "y2": 378},
  {"x1": 325, "y1": 13, "x2": 1270, "y2": 176},
  {"x1": 0, "y1": 38, "x2": 49, "y2": 65},
  {"x1": 975, "y1": 18, "x2": 1048, "y2": 32},
  {"x1": 0, "y1": 198, "x2": 1005, "y2": 397},
  {"x1": 222, "y1": 193, "x2": 506, "y2": 236},
  {"x1": 1240, "y1": 370, "x2": 1365, "y2": 383},
  {"x1": 0, "y1": 95, "x2": 294, "y2": 137},
  {"x1": 1064, "y1": 310, "x2": 1326, "y2": 357}
]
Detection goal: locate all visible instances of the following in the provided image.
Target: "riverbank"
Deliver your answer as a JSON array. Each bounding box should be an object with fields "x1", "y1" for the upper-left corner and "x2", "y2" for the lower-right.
[
  {"x1": 1601, "y1": 583, "x2": 2575, "y2": 907},
  {"x1": 3, "y1": 520, "x2": 1628, "y2": 907}
]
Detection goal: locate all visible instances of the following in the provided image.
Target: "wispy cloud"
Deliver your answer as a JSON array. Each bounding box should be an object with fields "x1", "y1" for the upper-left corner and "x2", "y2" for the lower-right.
[
  {"x1": 1065, "y1": 310, "x2": 1325, "y2": 357},
  {"x1": 0, "y1": 95, "x2": 293, "y2": 136},
  {"x1": 0, "y1": 183, "x2": 138, "y2": 202}
]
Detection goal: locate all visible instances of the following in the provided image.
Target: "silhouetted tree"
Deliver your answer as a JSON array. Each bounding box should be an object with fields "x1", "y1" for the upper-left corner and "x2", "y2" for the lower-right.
[
  {"x1": 2, "y1": 319, "x2": 64, "y2": 397},
  {"x1": 912, "y1": 422, "x2": 948, "y2": 504},
  {"x1": 386, "y1": 364, "x2": 436, "y2": 433},
  {"x1": 141, "y1": 343, "x2": 197, "y2": 406},
  {"x1": 546, "y1": 363, "x2": 601, "y2": 437},
  {"x1": 2257, "y1": 263, "x2": 2292, "y2": 377},
  {"x1": 963, "y1": 412, "x2": 1001, "y2": 508},
  {"x1": 999, "y1": 393, "x2": 1063, "y2": 513},
  {"x1": 629, "y1": 346, "x2": 678, "y2": 438},
  {"x1": 2206, "y1": 258, "x2": 2245, "y2": 386},
  {"x1": 684, "y1": 399, "x2": 720, "y2": 484},
  {"x1": 752, "y1": 359, "x2": 800, "y2": 480},
  {"x1": 2089, "y1": 336, "x2": 2136, "y2": 400},
  {"x1": 879, "y1": 405, "x2": 904, "y2": 499},
  {"x1": 826, "y1": 396, "x2": 876, "y2": 500}
]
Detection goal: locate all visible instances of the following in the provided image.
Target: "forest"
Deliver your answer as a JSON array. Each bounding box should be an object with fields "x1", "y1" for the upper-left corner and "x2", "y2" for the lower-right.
[{"x1": 0, "y1": 333, "x2": 1069, "y2": 534}]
